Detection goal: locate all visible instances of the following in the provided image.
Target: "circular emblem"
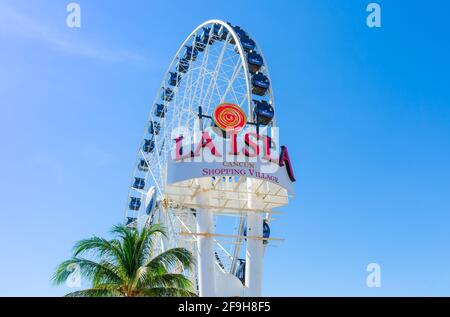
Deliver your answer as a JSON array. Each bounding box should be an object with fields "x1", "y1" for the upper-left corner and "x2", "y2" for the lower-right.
[{"x1": 213, "y1": 103, "x2": 247, "y2": 133}]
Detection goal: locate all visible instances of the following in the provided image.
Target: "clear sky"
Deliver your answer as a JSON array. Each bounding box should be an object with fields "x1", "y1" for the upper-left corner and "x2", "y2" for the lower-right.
[{"x1": 1, "y1": 0, "x2": 450, "y2": 296}]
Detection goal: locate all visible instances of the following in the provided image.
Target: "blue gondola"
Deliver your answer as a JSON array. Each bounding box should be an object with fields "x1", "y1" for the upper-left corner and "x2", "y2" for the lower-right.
[
  {"x1": 177, "y1": 58, "x2": 190, "y2": 73},
  {"x1": 161, "y1": 88, "x2": 174, "y2": 102},
  {"x1": 263, "y1": 219, "x2": 270, "y2": 245},
  {"x1": 154, "y1": 104, "x2": 166, "y2": 118},
  {"x1": 247, "y1": 52, "x2": 264, "y2": 73},
  {"x1": 200, "y1": 27, "x2": 214, "y2": 45},
  {"x1": 253, "y1": 99, "x2": 274, "y2": 125},
  {"x1": 143, "y1": 139, "x2": 155, "y2": 153},
  {"x1": 126, "y1": 217, "x2": 137, "y2": 226},
  {"x1": 148, "y1": 121, "x2": 161, "y2": 135},
  {"x1": 252, "y1": 72, "x2": 270, "y2": 96},
  {"x1": 229, "y1": 24, "x2": 248, "y2": 44},
  {"x1": 138, "y1": 159, "x2": 149, "y2": 172},
  {"x1": 233, "y1": 25, "x2": 247, "y2": 38},
  {"x1": 129, "y1": 197, "x2": 141, "y2": 211},
  {"x1": 218, "y1": 24, "x2": 229, "y2": 40},
  {"x1": 184, "y1": 46, "x2": 198, "y2": 61},
  {"x1": 133, "y1": 177, "x2": 145, "y2": 190},
  {"x1": 235, "y1": 259, "x2": 246, "y2": 284},
  {"x1": 168, "y1": 72, "x2": 181, "y2": 86},
  {"x1": 211, "y1": 23, "x2": 221, "y2": 40},
  {"x1": 239, "y1": 36, "x2": 255, "y2": 52},
  {"x1": 194, "y1": 35, "x2": 207, "y2": 52}
]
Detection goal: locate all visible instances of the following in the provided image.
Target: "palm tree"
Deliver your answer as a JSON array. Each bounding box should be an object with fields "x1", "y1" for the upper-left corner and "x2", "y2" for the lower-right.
[{"x1": 52, "y1": 224, "x2": 196, "y2": 297}]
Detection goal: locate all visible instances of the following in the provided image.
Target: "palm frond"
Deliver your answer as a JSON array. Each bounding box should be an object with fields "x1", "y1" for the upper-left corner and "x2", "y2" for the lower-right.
[
  {"x1": 145, "y1": 273, "x2": 194, "y2": 290},
  {"x1": 72, "y1": 236, "x2": 124, "y2": 265},
  {"x1": 138, "y1": 287, "x2": 197, "y2": 297},
  {"x1": 52, "y1": 257, "x2": 122, "y2": 286},
  {"x1": 136, "y1": 224, "x2": 166, "y2": 266},
  {"x1": 64, "y1": 287, "x2": 118, "y2": 297},
  {"x1": 146, "y1": 248, "x2": 194, "y2": 272},
  {"x1": 114, "y1": 226, "x2": 139, "y2": 279},
  {"x1": 92, "y1": 260, "x2": 125, "y2": 287}
]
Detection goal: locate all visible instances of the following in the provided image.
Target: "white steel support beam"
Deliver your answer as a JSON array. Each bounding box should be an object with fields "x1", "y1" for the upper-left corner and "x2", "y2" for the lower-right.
[
  {"x1": 196, "y1": 180, "x2": 216, "y2": 296},
  {"x1": 245, "y1": 179, "x2": 264, "y2": 297}
]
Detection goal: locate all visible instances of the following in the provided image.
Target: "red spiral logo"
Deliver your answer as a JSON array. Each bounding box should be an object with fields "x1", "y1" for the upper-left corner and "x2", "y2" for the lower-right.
[{"x1": 213, "y1": 103, "x2": 247, "y2": 132}]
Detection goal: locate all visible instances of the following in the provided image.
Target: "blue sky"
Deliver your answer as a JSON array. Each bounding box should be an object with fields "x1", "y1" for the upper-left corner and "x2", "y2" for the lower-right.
[{"x1": 1, "y1": 0, "x2": 450, "y2": 296}]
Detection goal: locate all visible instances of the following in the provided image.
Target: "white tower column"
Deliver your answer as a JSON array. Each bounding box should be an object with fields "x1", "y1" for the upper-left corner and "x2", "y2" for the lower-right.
[
  {"x1": 245, "y1": 179, "x2": 264, "y2": 296},
  {"x1": 196, "y1": 181, "x2": 216, "y2": 297}
]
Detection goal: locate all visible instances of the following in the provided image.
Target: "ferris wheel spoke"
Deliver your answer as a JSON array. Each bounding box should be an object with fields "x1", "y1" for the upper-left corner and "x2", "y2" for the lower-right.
[
  {"x1": 140, "y1": 150, "x2": 164, "y2": 197},
  {"x1": 219, "y1": 58, "x2": 243, "y2": 106},
  {"x1": 150, "y1": 137, "x2": 165, "y2": 188},
  {"x1": 177, "y1": 55, "x2": 196, "y2": 129},
  {"x1": 187, "y1": 45, "x2": 212, "y2": 123},
  {"x1": 199, "y1": 37, "x2": 230, "y2": 116},
  {"x1": 195, "y1": 36, "x2": 214, "y2": 110}
]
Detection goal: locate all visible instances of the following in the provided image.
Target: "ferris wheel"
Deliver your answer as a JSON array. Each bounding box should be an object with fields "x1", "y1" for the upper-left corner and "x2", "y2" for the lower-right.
[{"x1": 124, "y1": 20, "x2": 289, "y2": 297}]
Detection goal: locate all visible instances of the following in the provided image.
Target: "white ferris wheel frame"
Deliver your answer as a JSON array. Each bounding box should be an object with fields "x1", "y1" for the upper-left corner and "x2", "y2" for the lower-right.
[{"x1": 124, "y1": 19, "x2": 279, "y2": 296}]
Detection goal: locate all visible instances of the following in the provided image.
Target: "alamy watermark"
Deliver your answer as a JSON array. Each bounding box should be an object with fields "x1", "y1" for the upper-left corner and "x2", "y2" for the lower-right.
[
  {"x1": 66, "y1": 2, "x2": 81, "y2": 28},
  {"x1": 366, "y1": 263, "x2": 382, "y2": 288},
  {"x1": 366, "y1": 3, "x2": 381, "y2": 28},
  {"x1": 65, "y1": 263, "x2": 81, "y2": 288}
]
